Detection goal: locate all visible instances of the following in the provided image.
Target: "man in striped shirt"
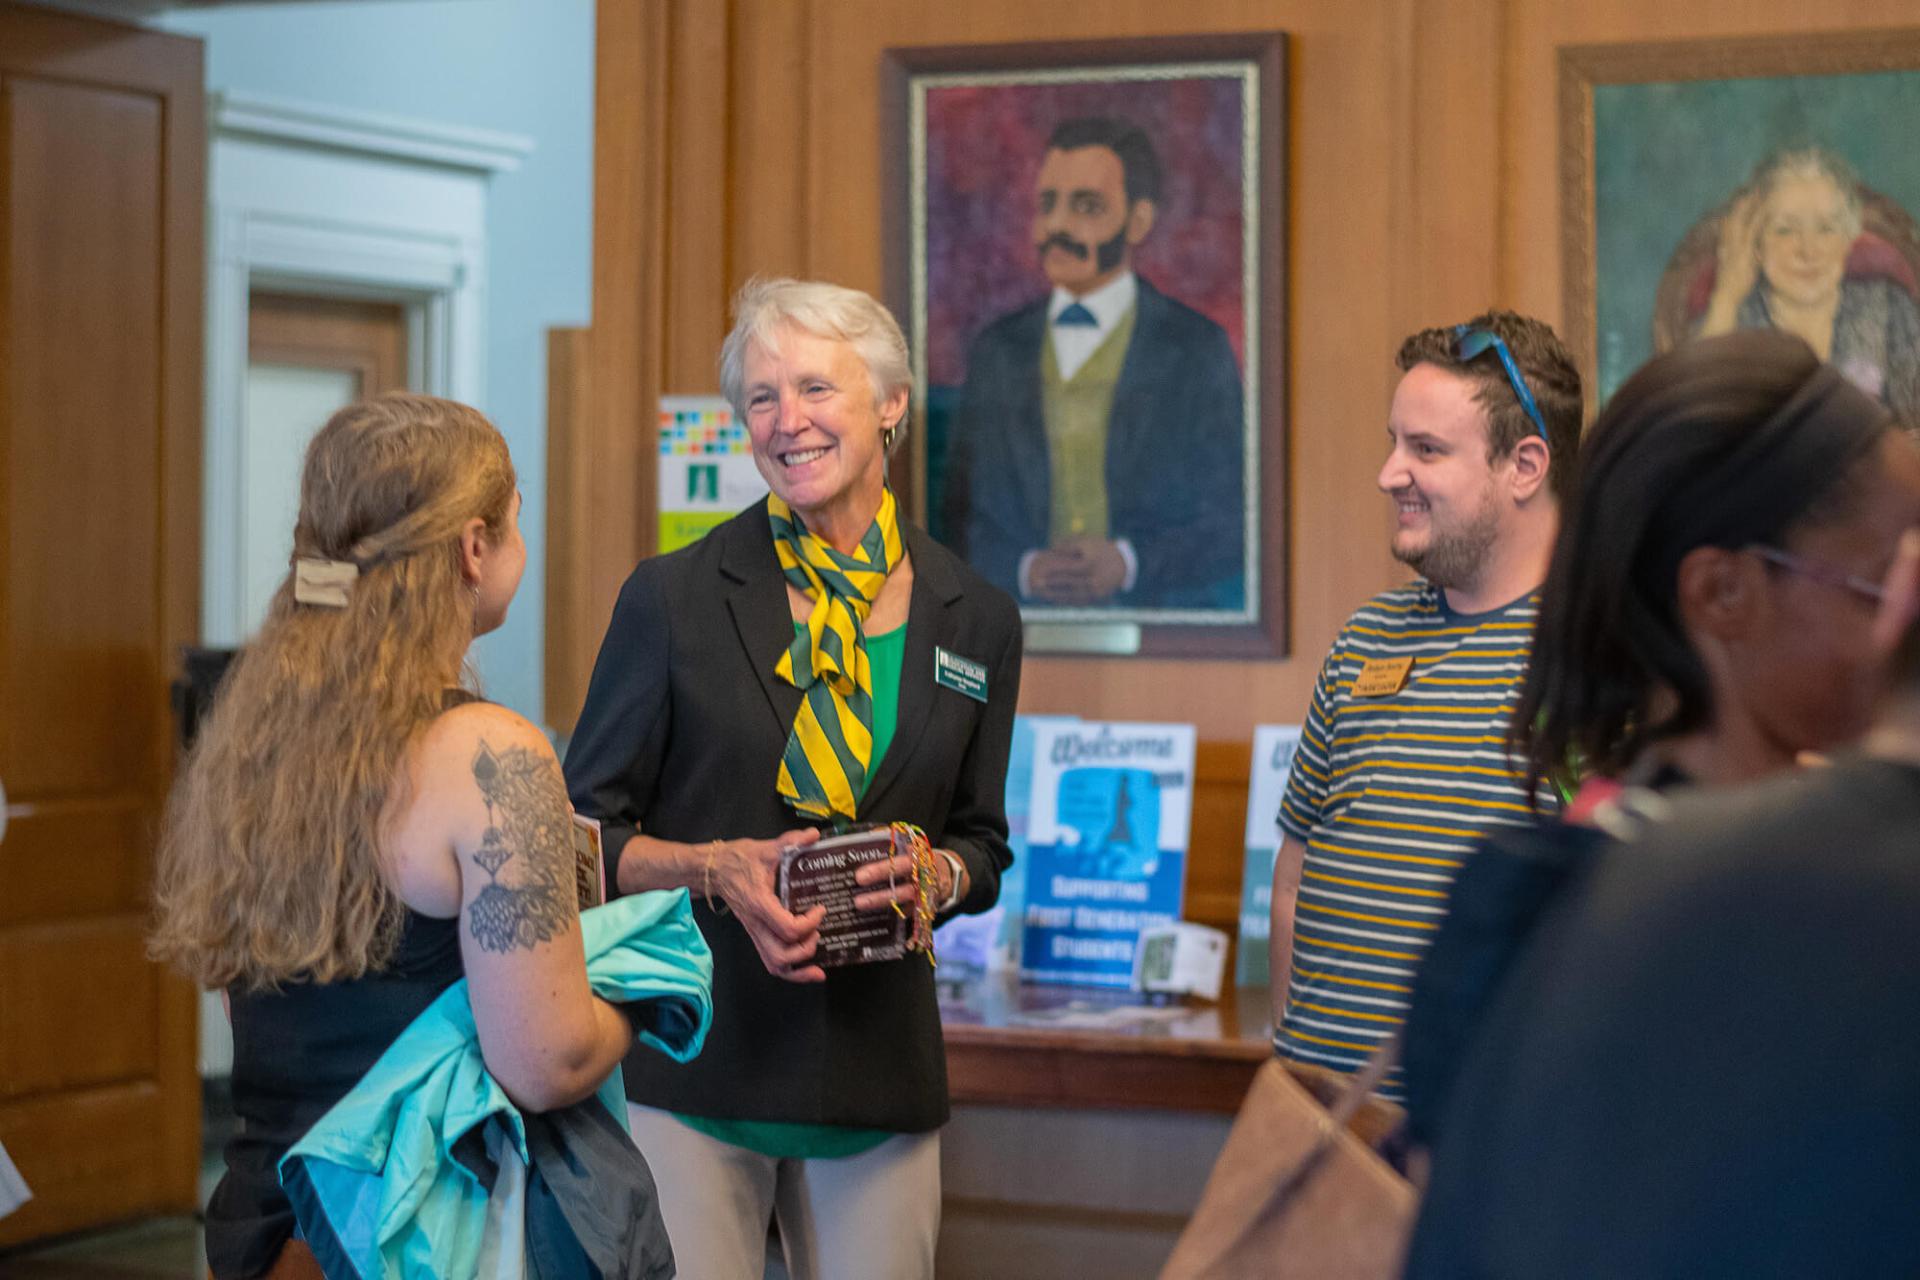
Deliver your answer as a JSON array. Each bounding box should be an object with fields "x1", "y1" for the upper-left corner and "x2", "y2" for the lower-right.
[{"x1": 1270, "y1": 311, "x2": 1583, "y2": 1096}]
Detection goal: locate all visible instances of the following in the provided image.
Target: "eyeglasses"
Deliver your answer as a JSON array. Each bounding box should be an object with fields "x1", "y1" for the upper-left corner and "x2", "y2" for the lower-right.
[
  {"x1": 1453, "y1": 325, "x2": 1550, "y2": 446},
  {"x1": 1746, "y1": 544, "x2": 1887, "y2": 605}
]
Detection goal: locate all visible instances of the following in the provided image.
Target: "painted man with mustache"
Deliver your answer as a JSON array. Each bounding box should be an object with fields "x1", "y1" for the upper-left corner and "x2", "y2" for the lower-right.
[{"x1": 945, "y1": 116, "x2": 1247, "y2": 610}]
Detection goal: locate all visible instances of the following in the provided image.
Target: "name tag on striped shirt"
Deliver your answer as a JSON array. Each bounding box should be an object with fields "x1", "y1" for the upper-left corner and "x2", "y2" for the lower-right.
[{"x1": 1352, "y1": 655, "x2": 1415, "y2": 698}]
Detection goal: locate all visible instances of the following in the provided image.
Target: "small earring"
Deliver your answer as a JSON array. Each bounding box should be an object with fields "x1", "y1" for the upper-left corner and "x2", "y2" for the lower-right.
[
  {"x1": 881, "y1": 424, "x2": 897, "y2": 450},
  {"x1": 469, "y1": 583, "x2": 480, "y2": 610}
]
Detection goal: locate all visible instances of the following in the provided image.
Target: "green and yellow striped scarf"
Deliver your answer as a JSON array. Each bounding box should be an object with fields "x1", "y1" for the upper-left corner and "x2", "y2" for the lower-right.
[{"x1": 769, "y1": 490, "x2": 904, "y2": 821}]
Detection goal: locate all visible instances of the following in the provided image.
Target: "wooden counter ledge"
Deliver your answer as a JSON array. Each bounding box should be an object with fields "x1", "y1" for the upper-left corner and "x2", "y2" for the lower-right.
[{"x1": 938, "y1": 973, "x2": 1273, "y2": 1114}]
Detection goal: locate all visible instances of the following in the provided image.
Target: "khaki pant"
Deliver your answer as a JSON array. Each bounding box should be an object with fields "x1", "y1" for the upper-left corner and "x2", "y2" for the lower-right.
[{"x1": 626, "y1": 1103, "x2": 941, "y2": 1280}]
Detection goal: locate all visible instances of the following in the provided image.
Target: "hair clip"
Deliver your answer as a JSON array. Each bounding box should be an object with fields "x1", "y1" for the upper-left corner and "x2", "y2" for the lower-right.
[{"x1": 293, "y1": 557, "x2": 359, "y2": 608}]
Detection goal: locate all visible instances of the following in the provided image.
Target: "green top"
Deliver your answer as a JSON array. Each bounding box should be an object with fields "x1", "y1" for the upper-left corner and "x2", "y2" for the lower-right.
[
  {"x1": 1041, "y1": 303, "x2": 1137, "y2": 543},
  {"x1": 673, "y1": 622, "x2": 906, "y2": 1159},
  {"x1": 855, "y1": 621, "x2": 904, "y2": 795}
]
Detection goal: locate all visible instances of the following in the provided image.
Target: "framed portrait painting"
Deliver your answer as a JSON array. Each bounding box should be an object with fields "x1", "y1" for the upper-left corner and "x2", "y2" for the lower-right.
[
  {"x1": 1563, "y1": 29, "x2": 1920, "y2": 413},
  {"x1": 882, "y1": 33, "x2": 1287, "y2": 658}
]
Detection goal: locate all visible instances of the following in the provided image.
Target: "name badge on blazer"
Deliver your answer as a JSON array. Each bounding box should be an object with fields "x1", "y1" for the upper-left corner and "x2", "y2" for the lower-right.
[{"x1": 934, "y1": 647, "x2": 989, "y2": 703}]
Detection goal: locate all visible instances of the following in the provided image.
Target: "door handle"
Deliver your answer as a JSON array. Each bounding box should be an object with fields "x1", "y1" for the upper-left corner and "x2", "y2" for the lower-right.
[{"x1": 0, "y1": 775, "x2": 7, "y2": 845}]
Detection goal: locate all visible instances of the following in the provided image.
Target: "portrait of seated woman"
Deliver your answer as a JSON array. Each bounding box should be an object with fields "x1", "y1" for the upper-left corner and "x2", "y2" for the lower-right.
[{"x1": 1653, "y1": 145, "x2": 1920, "y2": 422}]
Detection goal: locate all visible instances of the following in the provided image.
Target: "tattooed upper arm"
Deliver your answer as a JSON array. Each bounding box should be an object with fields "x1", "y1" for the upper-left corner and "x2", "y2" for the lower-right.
[
  {"x1": 427, "y1": 709, "x2": 621, "y2": 1113},
  {"x1": 466, "y1": 738, "x2": 575, "y2": 953}
]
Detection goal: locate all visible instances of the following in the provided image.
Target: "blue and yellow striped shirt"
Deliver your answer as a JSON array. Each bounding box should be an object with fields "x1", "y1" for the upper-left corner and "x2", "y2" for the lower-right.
[{"x1": 1275, "y1": 581, "x2": 1552, "y2": 1097}]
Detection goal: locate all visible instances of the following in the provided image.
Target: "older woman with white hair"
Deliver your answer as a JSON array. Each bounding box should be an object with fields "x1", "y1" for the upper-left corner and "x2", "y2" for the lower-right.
[
  {"x1": 1699, "y1": 145, "x2": 1920, "y2": 419},
  {"x1": 566, "y1": 277, "x2": 1023, "y2": 1279}
]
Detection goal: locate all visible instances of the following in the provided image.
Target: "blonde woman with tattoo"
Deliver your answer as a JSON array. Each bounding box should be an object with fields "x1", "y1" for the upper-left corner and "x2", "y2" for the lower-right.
[{"x1": 152, "y1": 395, "x2": 635, "y2": 1280}]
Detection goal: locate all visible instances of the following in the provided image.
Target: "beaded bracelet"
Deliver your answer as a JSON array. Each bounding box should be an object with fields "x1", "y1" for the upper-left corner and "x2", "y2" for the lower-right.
[{"x1": 886, "y1": 822, "x2": 939, "y2": 967}]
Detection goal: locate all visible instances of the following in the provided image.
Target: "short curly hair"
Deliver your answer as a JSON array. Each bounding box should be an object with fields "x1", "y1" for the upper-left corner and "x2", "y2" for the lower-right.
[{"x1": 1396, "y1": 309, "x2": 1584, "y2": 502}]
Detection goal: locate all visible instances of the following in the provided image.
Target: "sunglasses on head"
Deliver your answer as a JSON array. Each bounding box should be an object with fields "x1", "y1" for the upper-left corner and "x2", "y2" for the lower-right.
[{"x1": 1453, "y1": 324, "x2": 1550, "y2": 446}]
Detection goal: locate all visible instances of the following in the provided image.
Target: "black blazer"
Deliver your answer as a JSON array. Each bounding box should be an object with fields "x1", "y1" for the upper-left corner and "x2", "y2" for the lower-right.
[{"x1": 564, "y1": 500, "x2": 1023, "y2": 1132}]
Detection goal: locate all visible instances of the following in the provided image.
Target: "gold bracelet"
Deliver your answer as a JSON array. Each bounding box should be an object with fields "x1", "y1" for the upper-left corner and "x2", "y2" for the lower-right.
[{"x1": 701, "y1": 840, "x2": 732, "y2": 916}]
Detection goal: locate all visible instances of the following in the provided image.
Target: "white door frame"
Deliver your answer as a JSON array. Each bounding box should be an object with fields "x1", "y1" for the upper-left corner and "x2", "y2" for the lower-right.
[{"x1": 201, "y1": 89, "x2": 531, "y2": 647}]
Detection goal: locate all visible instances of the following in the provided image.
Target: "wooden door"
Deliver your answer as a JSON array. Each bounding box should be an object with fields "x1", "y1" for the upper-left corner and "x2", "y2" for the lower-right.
[
  {"x1": 0, "y1": 3, "x2": 204, "y2": 1246},
  {"x1": 248, "y1": 291, "x2": 409, "y2": 398},
  {"x1": 231, "y1": 292, "x2": 408, "y2": 635}
]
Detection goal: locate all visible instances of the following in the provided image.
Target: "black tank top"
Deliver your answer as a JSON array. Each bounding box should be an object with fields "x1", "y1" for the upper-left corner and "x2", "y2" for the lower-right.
[
  {"x1": 205, "y1": 911, "x2": 464, "y2": 1278},
  {"x1": 205, "y1": 691, "x2": 477, "y2": 1279}
]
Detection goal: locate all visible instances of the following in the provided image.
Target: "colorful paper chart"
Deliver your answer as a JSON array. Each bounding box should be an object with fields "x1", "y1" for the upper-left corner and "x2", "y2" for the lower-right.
[
  {"x1": 657, "y1": 404, "x2": 748, "y2": 455},
  {"x1": 656, "y1": 395, "x2": 767, "y2": 554}
]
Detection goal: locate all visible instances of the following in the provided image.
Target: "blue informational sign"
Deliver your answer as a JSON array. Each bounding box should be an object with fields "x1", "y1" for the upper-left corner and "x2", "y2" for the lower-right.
[
  {"x1": 1021, "y1": 722, "x2": 1196, "y2": 987},
  {"x1": 1236, "y1": 725, "x2": 1302, "y2": 988}
]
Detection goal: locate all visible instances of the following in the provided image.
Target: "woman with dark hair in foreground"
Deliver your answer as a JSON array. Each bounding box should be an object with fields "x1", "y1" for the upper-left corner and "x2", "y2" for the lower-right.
[{"x1": 1520, "y1": 327, "x2": 1920, "y2": 800}]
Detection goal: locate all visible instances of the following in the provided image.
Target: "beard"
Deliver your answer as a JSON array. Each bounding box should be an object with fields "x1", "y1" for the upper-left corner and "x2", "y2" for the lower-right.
[{"x1": 1392, "y1": 490, "x2": 1502, "y2": 590}]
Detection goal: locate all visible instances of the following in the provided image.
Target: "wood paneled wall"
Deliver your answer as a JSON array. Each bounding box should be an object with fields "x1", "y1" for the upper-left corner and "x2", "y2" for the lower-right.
[{"x1": 559, "y1": 0, "x2": 1920, "y2": 943}]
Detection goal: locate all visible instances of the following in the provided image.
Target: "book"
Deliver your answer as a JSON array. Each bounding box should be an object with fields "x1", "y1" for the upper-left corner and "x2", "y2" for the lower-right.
[
  {"x1": 570, "y1": 811, "x2": 606, "y2": 910},
  {"x1": 1020, "y1": 721, "x2": 1197, "y2": 987},
  {"x1": 1236, "y1": 725, "x2": 1303, "y2": 987},
  {"x1": 777, "y1": 828, "x2": 910, "y2": 967}
]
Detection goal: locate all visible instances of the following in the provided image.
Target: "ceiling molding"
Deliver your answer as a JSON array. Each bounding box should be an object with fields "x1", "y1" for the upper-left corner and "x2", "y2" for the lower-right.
[
  {"x1": 16, "y1": 0, "x2": 351, "y2": 22},
  {"x1": 212, "y1": 89, "x2": 534, "y2": 176}
]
